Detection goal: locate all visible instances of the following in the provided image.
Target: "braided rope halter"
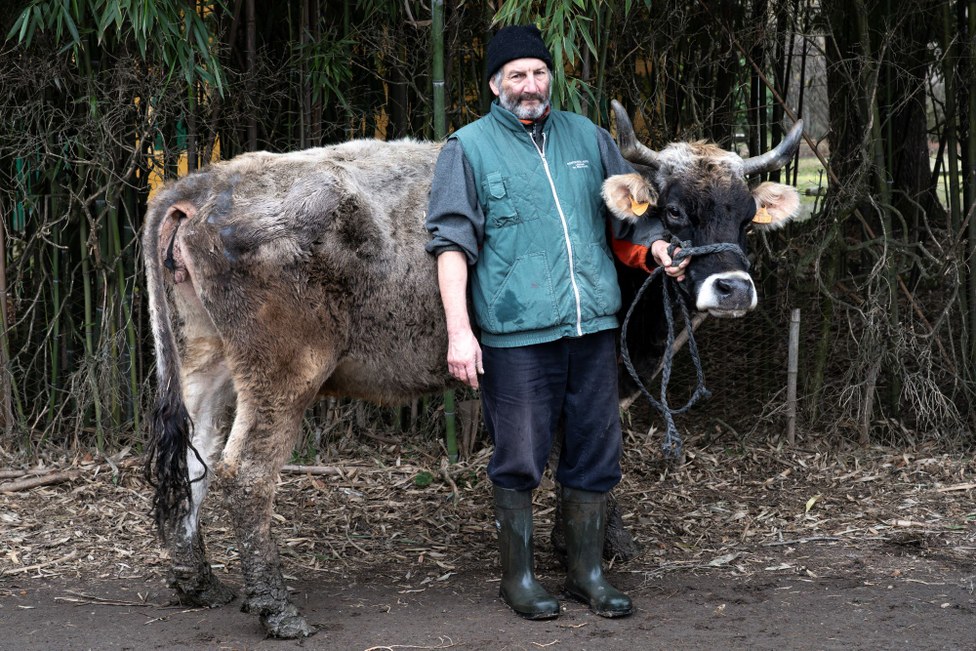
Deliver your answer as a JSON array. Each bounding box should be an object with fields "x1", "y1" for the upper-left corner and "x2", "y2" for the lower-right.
[{"x1": 619, "y1": 237, "x2": 751, "y2": 459}]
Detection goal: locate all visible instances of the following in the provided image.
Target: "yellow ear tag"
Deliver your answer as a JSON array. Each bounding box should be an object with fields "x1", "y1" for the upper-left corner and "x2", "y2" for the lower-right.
[
  {"x1": 630, "y1": 198, "x2": 650, "y2": 216},
  {"x1": 752, "y1": 205, "x2": 772, "y2": 224}
]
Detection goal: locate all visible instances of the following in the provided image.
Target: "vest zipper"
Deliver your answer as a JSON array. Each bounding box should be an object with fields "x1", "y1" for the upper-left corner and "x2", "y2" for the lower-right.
[{"x1": 530, "y1": 130, "x2": 583, "y2": 337}]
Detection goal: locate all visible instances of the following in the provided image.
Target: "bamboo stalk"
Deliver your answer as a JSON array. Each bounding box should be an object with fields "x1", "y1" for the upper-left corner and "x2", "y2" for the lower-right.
[
  {"x1": 0, "y1": 202, "x2": 12, "y2": 435},
  {"x1": 246, "y1": 0, "x2": 257, "y2": 150},
  {"x1": 46, "y1": 202, "x2": 62, "y2": 430},
  {"x1": 79, "y1": 216, "x2": 103, "y2": 446},
  {"x1": 431, "y1": 0, "x2": 456, "y2": 463},
  {"x1": 860, "y1": 355, "x2": 881, "y2": 447},
  {"x1": 105, "y1": 201, "x2": 122, "y2": 439},
  {"x1": 300, "y1": 0, "x2": 309, "y2": 149},
  {"x1": 432, "y1": 0, "x2": 446, "y2": 140},
  {"x1": 808, "y1": 225, "x2": 841, "y2": 421},
  {"x1": 594, "y1": 3, "x2": 610, "y2": 124},
  {"x1": 966, "y1": 0, "x2": 976, "y2": 362},
  {"x1": 0, "y1": 469, "x2": 80, "y2": 493},
  {"x1": 281, "y1": 464, "x2": 343, "y2": 476},
  {"x1": 940, "y1": 1, "x2": 966, "y2": 373},
  {"x1": 110, "y1": 197, "x2": 139, "y2": 440},
  {"x1": 856, "y1": 0, "x2": 900, "y2": 412},
  {"x1": 123, "y1": 184, "x2": 141, "y2": 441}
]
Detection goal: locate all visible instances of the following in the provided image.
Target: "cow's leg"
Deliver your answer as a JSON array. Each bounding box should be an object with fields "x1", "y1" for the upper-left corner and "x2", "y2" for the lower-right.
[
  {"x1": 548, "y1": 432, "x2": 640, "y2": 563},
  {"x1": 216, "y1": 375, "x2": 327, "y2": 639},
  {"x1": 552, "y1": 489, "x2": 640, "y2": 563},
  {"x1": 165, "y1": 345, "x2": 237, "y2": 607}
]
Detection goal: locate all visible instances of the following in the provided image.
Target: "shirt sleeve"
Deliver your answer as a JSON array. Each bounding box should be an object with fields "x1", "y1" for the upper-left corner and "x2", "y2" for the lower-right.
[
  {"x1": 597, "y1": 126, "x2": 665, "y2": 272},
  {"x1": 425, "y1": 138, "x2": 485, "y2": 265}
]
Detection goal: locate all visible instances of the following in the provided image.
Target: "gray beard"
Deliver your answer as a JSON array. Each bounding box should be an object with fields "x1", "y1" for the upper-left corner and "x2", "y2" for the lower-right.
[{"x1": 499, "y1": 88, "x2": 551, "y2": 120}]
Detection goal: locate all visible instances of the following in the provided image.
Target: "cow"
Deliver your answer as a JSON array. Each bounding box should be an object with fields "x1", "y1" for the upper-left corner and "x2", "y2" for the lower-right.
[
  {"x1": 603, "y1": 101, "x2": 803, "y2": 381},
  {"x1": 144, "y1": 103, "x2": 803, "y2": 638}
]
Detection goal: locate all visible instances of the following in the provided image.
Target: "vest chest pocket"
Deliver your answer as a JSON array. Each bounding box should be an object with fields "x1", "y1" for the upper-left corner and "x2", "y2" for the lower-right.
[{"x1": 483, "y1": 171, "x2": 522, "y2": 227}]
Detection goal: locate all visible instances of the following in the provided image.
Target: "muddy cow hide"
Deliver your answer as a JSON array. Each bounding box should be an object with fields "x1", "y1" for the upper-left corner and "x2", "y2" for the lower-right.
[{"x1": 145, "y1": 112, "x2": 803, "y2": 638}]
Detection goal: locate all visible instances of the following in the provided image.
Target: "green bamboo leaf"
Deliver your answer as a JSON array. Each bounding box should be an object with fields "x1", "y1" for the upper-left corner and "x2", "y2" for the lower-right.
[
  {"x1": 142, "y1": 0, "x2": 156, "y2": 36},
  {"x1": 210, "y1": 65, "x2": 225, "y2": 96},
  {"x1": 8, "y1": 8, "x2": 30, "y2": 43},
  {"x1": 579, "y1": 25, "x2": 597, "y2": 60},
  {"x1": 67, "y1": 0, "x2": 84, "y2": 43},
  {"x1": 562, "y1": 34, "x2": 576, "y2": 60},
  {"x1": 191, "y1": 22, "x2": 209, "y2": 60},
  {"x1": 552, "y1": 4, "x2": 563, "y2": 25},
  {"x1": 114, "y1": 1, "x2": 125, "y2": 33},
  {"x1": 195, "y1": 63, "x2": 213, "y2": 87},
  {"x1": 96, "y1": 2, "x2": 116, "y2": 35},
  {"x1": 37, "y1": 3, "x2": 51, "y2": 30},
  {"x1": 24, "y1": 9, "x2": 38, "y2": 44}
]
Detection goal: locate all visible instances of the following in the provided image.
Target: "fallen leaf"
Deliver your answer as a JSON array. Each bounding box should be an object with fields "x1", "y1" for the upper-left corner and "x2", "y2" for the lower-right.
[
  {"x1": 708, "y1": 552, "x2": 741, "y2": 567},
  {"x1": 805, "y1": 494, "x2": 822, "y2": 513}
]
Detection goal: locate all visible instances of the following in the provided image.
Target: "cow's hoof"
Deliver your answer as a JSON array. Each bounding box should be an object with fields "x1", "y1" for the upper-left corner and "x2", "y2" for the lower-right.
[
  {"x1": 604, "y1": 529, "x2": 642, "y2": 563},
  {"x1": 168, "y1": 570, "x2": 236, "y2": 607},
  {"x1": 190, "y1": 580, "x2": 236, "y2": 607},
  {"x1": 262, "y1": 604, "x2": 315, "y2": 639}
]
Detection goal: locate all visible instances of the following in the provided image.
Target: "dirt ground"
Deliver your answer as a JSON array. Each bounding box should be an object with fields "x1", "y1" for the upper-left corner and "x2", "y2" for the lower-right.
[
  {"x1": 3, "y1": 546, "x2": 976, "y2": 651},
  {"x1": 2, "y1": 431, "x2": 975, "y2": 650}
]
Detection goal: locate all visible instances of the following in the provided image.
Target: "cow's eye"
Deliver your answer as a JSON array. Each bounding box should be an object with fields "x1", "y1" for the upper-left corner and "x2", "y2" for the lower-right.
[{"x1": 665, "y1": 205, "x2": 687, "y2": 225}]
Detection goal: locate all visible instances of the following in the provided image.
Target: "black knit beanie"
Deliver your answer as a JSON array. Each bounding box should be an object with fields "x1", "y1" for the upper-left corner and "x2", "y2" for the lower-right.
[{"x1": 485, "y1": 25, "x2": 553, "y2": 81}]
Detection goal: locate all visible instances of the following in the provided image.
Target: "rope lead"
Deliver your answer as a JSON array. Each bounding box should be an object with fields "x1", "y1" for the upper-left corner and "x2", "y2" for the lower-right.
[{"x1": 620, "y1": 237, "x2": 750, "y2": 460}]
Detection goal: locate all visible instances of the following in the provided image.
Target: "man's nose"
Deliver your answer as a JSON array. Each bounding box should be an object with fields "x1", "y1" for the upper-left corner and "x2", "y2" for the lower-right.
[{"x1": 523, "y1": 75, "x2": 539, "y2": 93}]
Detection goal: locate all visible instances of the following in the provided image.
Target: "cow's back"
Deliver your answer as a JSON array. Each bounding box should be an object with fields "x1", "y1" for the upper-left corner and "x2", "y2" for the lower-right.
[{"x1": 147, "y1": 139, "x2": 453, "y2": 406}]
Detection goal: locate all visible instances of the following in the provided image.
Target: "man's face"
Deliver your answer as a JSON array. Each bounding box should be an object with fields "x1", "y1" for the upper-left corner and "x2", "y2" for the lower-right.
[{"x1": 489, "y1": 58, "x2": 551, "y2": 120}]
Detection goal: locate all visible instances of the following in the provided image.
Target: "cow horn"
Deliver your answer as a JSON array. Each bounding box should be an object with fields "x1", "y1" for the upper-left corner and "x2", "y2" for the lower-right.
[
  {"x1": 741, "y1": 119, "x2": 804, "y2": 176},
  {"x1": 611, "y1": 100, "x2": 659, "y2": 169}
]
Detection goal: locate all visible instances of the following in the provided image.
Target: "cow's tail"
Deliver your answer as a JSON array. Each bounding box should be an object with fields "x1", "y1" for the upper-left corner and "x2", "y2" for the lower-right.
[{"x1": 142, "y1": 193, "x2": 196, "y2": 543}]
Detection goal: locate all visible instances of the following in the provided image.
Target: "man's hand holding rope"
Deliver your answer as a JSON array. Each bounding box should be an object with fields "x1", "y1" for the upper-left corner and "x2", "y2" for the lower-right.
[{"x1": 650, "y1": 239, "x2": 690, "y2": 281}]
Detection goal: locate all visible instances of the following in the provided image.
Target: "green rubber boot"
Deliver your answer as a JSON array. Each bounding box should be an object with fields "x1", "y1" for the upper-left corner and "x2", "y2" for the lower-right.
[
  {"x1": 562, "y1": 487, "x2": 634, "y2": 618},
  {"x1": 494, "y1": 486, "x2": 560, "y2": 620}
]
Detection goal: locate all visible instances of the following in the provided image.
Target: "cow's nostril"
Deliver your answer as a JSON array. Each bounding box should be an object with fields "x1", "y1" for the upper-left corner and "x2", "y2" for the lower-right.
[{"x1": 714, "y1": 278, "x2": 734, "y2": 297}]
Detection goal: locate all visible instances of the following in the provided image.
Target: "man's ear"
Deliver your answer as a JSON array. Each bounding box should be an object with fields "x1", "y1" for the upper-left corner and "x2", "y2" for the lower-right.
[
  {"x1": 751, "y1": 182, "x2": 801, "y2": 230},
  {"x1": 488, "y1": 76, "x2": 499, "y2": 96},
  {"x1": 602, "y1": 173, "x2": 659, "y2": 222}
]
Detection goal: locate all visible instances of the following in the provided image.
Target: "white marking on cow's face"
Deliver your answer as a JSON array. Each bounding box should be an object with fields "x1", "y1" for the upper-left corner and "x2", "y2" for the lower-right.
[{"x1": 696, "y1": 270, "x2": 757, "y2": 317}]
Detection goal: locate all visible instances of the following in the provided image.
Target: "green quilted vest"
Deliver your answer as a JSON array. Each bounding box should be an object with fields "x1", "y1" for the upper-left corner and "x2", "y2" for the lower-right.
[{"x1": 452, "y1": 102, "x2": 621, "y2": 348}]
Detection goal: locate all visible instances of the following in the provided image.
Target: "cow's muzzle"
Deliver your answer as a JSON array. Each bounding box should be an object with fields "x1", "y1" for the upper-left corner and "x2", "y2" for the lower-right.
[{"x1": 695, "y1": 271, "x2": 757, "y2": 317}]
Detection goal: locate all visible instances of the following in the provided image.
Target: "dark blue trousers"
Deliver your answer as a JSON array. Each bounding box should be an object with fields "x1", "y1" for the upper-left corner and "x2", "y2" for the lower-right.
[{"x1": 481, "y1": 329, "x2": 623, "y2": 493}]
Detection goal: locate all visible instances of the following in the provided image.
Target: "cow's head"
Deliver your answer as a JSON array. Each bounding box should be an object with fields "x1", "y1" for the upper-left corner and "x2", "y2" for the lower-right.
[{"x1": 603, "y1": 100, "x2": 803, "y2": 317}]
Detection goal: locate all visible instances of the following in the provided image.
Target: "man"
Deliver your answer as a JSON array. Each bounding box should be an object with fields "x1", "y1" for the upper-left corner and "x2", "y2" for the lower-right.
[{"x1": 425, "y1": 25, "x2": 688, "y2": 620}]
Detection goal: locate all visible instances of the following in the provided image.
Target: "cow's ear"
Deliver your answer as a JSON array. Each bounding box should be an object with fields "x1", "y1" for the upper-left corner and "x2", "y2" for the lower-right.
[
  {"x1": 751, "y1": 182, "x2": 801, "y2": 230},
  {"x1": 602, "y1": 173, "x2": 659, "y2": 222}
]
